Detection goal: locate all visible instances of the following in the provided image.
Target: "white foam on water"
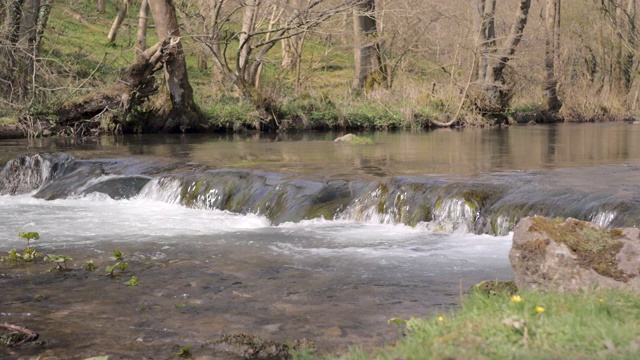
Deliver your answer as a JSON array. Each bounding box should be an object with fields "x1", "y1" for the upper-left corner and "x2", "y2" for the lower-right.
[
  {"x1": 0, "y1": 194, "x2": 270, "y2": 246},
  {"x1": 0, "y1": 195, "x2": 512, "y2": 277},
  {"x1": 275, "y1": 217, "x2": 512, "y2": 265}
]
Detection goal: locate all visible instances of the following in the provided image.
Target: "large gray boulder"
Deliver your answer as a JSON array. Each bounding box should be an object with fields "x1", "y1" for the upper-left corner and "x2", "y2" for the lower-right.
[{"x1": 509, "y1": 216, "x2": 640, "y2": 292}]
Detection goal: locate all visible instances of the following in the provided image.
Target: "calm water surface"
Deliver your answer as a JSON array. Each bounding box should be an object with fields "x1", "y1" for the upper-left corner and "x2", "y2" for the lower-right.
[{"x1": 2, "y1": 123, "x2": 640, "y2": 178}]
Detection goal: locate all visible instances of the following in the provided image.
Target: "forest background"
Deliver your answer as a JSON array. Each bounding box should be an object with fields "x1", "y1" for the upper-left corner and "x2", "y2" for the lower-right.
[{"x1": 0, "y1": 0, "x2": 638, "y2": 136}]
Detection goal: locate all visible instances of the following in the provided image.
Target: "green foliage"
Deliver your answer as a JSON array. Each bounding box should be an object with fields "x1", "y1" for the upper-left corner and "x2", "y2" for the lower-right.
[
  {"x1": 2, "y1": 249, "x2": 22, "y2": 262},
  {"x1": 18, "y1": 231, "x2": 39, "y2": 250},
  {"x1": 2, "y1": 232, "x2": 43, "y2": 262},
  {"x1": 125, "y1": 275, "x2": 139, "y2": 287},
  {"x1": 203, "y1": 96, "x2": 259, "y2": 131},
  {"x1": 44, "y1": 254, "x2": 73, "y2": 271},
  {"x1": 105, "y1": 261, "x2": 128, "y2": 277},
  {"x1": 112, "y1": 249, "x2": 123, "y2": 261},
  {"x1": 347, "y1": 135, "x2": 374, "y2": 145},
  {"x1": 178, "y1": 345, "x2": 192, "y2": 358},
  {"x1": 85, "y1": 260, "x2": 96, "y2": 271},
  {"x1": 342, "y1": 290, "x2": 640, "y2": 360}
]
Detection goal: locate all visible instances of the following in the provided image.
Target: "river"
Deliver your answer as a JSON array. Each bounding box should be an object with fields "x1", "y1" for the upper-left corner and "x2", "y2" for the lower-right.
[{"x1": 1, "y1": 124, "x2": 639, "y2": 358}]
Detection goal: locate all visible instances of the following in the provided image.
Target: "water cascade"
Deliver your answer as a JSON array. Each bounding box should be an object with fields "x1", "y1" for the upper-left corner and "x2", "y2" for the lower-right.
[{"x1": 2, "y1": 153, "x2": 639, "y2": 235}]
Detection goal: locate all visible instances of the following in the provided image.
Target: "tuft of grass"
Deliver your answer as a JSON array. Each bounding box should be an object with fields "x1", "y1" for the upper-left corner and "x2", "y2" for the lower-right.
[{"x1": 337, "y1": 290, "x2": 640, "y2": 360}]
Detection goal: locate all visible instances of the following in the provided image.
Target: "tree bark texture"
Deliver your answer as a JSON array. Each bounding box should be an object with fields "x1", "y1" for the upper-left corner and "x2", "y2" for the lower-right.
[
  {"x1": 97, "y1": 0, "x2": 105, "y2": 13},
  {"x1": 147, "y1": 0, "x2": 204, "y2": 132},
  {"x1": 108, "y1": 0, "x2": 130, "y2": 43},
  {"x1": 238, "y1": 0, "x2": 260, "y2": 84},
  {"x1": 55, "y1": 38, "x2": 178, "y2": 127},
  {"x1": 134, "y1": 0, "x2": 149, "y2": 62},
  {"x1": 471, "y1": 0, "x2": 531, "y2": 115},
  {"x1": 352, "y1": 0, "x2": 387, "y2": 93},
  {"x1": 543, "y1": 0, "x2": 562, "y2": 112},
  {"x1": 1, "y1": 0, "x2": 50, "y2": 102}
]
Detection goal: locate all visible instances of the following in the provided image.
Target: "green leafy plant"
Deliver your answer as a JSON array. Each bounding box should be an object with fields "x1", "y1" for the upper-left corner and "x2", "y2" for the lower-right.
[
  {"x1": 21, "y1": 248, "x2": 41, "y2": 262},
  {"x1": 105, "y1": 249, "x2": 129, "y2": 276},
  {"x1": 18, "y1": 232, "x2": 39, "y2": 250},
  {"x1": 44, "y1": 254, "x2": 73, "y2": 271},
  {"x1": 84, "y1": 260, "x2": 96, "y2": 271},
  {"x1": 106, "y1": 262, "x2": 128, "y2": 276},
  {"x1": 113, "y1": 249, "x2": 123, "y2": 261},
  {"x1": 2, "y1": 249, "x2": 21, "y2": 262},
  {"x1": 177, "y1": 345, "x2": 192, "y2": 358},
  {"x1": 125, "y1": 275, "x2": 139, "y2": 286}
]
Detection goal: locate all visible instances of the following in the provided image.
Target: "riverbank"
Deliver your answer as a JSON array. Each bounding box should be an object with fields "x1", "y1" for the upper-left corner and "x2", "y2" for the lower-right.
[{"x1": 336, "y1": 288, "x2": 640, "y2": 360}]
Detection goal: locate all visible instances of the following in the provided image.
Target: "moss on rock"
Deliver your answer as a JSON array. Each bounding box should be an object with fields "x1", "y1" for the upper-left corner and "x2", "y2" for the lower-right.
[{"x1": 528, "y1": 217, "x2": 626, "y2": 281}]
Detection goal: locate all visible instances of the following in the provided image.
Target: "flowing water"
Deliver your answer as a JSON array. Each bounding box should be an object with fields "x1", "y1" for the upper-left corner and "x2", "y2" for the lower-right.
[{"x1": 1, "y1": 124, "x2": 640, "y2": 358}]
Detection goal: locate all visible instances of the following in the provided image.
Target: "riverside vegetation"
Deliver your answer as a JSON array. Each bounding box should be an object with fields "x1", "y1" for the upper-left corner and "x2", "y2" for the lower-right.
[{"x1": 1, "y1": 1, "x2": 640, "y2": 137}]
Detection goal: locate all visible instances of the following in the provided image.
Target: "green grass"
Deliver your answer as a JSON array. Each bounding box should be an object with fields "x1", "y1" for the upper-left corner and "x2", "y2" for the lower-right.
[{"x1": 331, "y1": 290, "x2": 640, "y2": 360}]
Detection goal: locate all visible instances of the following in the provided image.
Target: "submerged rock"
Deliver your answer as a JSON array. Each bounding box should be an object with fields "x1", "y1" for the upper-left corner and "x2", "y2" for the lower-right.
[
  {"x1": 510, "y1": 216, "x2": 640, "y2": 292},
  {"x1": 333, "y1": 133, "x2": 357, "y2": 142},
  {"x1": 205, "y1": 333, "x2": 316, "y2": 359},
  {"x1": 0, "y1": 153, "x2": 74, "y2": 195}
]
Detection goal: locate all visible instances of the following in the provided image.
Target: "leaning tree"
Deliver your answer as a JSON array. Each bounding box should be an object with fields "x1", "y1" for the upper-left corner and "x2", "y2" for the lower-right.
[
  {"x1": 470, "y1": 0, "x2": 532, "y2": 118},
  {"x1": 56, "y1": 0, "x2": 205, "y2": 134}
]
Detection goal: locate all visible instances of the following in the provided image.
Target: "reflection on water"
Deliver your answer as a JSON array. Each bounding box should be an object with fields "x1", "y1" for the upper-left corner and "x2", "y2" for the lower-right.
[{"x1": 2, "y1": 123, "x2": 640, "y2": 178}]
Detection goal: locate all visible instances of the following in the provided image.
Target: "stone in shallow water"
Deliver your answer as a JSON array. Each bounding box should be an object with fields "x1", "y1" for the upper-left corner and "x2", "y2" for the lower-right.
[
  {"x1": 82, "y1": 176, "x2": 151, "y2": 199},
  {"x1": 509, "y1": 216, "x2": 640, "y2": 292}
]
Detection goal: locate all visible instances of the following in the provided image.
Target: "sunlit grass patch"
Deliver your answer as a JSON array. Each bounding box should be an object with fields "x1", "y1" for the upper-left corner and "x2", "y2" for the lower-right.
[{"x1": 336, "y1": 290, "x2": 640, "y2": 360}]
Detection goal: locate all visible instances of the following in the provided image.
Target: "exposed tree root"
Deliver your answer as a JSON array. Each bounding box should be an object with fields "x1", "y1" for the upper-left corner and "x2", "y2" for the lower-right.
[{"x1": 54, "y1": 37, "x2": 181, "y2": 134}]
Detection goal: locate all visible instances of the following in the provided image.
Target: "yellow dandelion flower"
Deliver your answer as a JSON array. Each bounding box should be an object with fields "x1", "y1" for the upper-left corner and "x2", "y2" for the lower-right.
[
  {"x1": 510, "y1": 295, "x2": 523, "y2": 303},
  {"x1": 535, "y1": 306, "x2": 545, "y2": 314},
  {"x1": 437, "y1": 316, "x2": 445, "y2": 323},
  {"x1": 599, "y1": 298, "x2": 605, "y2": 303}
]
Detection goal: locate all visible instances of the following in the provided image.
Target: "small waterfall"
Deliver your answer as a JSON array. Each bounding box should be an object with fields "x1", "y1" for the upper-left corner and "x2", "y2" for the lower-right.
[
  {"x1": 137, "y1": 177, "x2": 184, "y2": 204},
  {"x1": 428, "y1": 197, "x2": 476, "y2": 233},
  {"x1": 0, "y1": 153, "x2": 72, "y2": 195},
  {"x1": 3, "y1": 152, "x2": 640, "y2": 235},
  {"x1": 339, "y1": 185, "x2": 400, "y2": 224},
  {"x1": 590, "y1": 210, "x2": 617, "y2": 228}
]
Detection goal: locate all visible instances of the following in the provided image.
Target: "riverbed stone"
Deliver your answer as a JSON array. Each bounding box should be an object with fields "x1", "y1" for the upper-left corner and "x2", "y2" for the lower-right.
[{"x1": 509, "y1": 216, "x2": 640, "y2": 292}]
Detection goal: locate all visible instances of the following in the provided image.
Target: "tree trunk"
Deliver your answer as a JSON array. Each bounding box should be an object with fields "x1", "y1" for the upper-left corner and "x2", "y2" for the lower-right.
[
  {"x1": 22, "y1": 0, "x2": 40, "y2": 95},
  {"x1": 107, "y1": 0, "x2": 130, "y2": 43},
  {"x1": 55, "y1": 38, "x2": 179, "y2": 131},
  {"x1": 543, "y1": 0, "x2": 561, "y2": 112},
  {"x1": 352, "y1": 0, "x2": 387, "y2": 93},
  {"x1": 97, "y1": 0, "x2": 105, "y2": 13},
  {"x1": 134, "y1": 0, "x2": 149, "y2": 62},
  {"x1": 471, "y1": 0, "x2": 532, "y2": 115},
  {"x1": 238, "y1": 0, "x2": 260, "y2": 84},
  {"x1": 622, "y1": 0, "x2": 636, "y2": 92},
  {"x1": 0, "y1": 0, "x2": 24, "y2": 101},
  {"x1": 147, "y1": 0, "x2": 204, "y2": 132}
]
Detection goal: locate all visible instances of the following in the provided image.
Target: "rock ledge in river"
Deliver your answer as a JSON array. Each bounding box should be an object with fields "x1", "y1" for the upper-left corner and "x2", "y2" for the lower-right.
[{"x1": 510, "y1": 216, "x2": 640, "y2": 292}]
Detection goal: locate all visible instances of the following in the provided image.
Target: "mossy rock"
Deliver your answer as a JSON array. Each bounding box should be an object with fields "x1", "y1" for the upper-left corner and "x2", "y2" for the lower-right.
[
  {"x1": 473, "y1": 280, "x2": 518, "y2": 296},
  {"x1": 527, "y1": 217, "x2": 626, "y2": 281}
]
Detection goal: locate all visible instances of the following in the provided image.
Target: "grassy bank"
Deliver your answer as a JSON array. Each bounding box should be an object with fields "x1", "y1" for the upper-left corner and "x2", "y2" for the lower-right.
[
  {"x1": 327, "y1": 289, "x2": 640, "y2": 360},
  {"x1": 4, "y1": 1, "x2": 640, "y2": 136}
]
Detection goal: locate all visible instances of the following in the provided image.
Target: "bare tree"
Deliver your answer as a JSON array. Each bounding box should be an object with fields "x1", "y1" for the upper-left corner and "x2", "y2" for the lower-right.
[
  {"x1": 108, "y1": 0, "x2": 130, "y2": 43},
  {"x1": 471, "y1": 0, "x2": 532, "y2": 116},
  {"x1": 1, "y1": 0, "x2": 52, "y2": 103},
  {"x1": 147, "y1": 0, "x2": 204, "y2": 132},
  {"x1": 543, "y1": 0, "x2": 562, "y2": 112},
  {"x1": 352, "y1": 0, "x2": 386, "y2": 93},
  {"x1": 179, "y1": 0, "x2": 354, "y2": 128},
  {"x1": 134, "y1": 0, "x2": 149, "y2": 62},
  {"x1": 97, "y1": 0, "x2": 106, "y2": 13}
]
